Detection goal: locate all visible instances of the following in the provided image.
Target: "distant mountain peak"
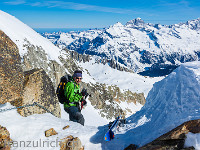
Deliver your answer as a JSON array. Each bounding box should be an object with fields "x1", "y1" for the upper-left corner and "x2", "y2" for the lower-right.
[
  {"x1": 184, "y1": 18, "x2": 200, "y2": 30},
  {"x1": 125, "y1": 17, "x2": 145, "y2": 28},
  {"x1": 42, "y1": 17, "x2": 200, "y2": 74},
  {"x1": 112, "y1": 22, "x2": 124, "y2": 27}
]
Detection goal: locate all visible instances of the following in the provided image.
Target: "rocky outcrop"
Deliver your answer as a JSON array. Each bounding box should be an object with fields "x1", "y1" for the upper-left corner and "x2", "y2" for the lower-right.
[
  {"x1": 45, "y1": 128, "x2": 58, "y2": 137},
  {"x1": 1, "y1": 29, "x2": 144, "y2": 119},
  {"x1": 12, "y1": 68, "x2": 61, "y2": 117},
  {"x1": 81, "y1": 82, "x2": 145, "y2": 119},
  {"x1": 126, "y1": 119, "x2": 200, "y2": 150},
  {"x1": 22, "y1": 39, "x2": 67, "y2": 88},
  {"x1": 66, "y1": 48, "x2": 133, "y2": 73},
  {"x1": 0, "y1": 30, "x2": 61, "y2": 117},
  {"x1": 0, "y1": 125, "x2": 12, "y2": 150},
  {"x1": 58, "y1": 50, "x2": 80, "y2": 76},
  {"x1": 107, "y1": 85, "x2": 145, "y2": 105},
  {"x1": 63, "y1": 125, "x2": 70, "y2": 130},
  {"x1": 0, "y1": 30, "x2": 24, "y2": 104},
  {"x1": 58, "y1": 50, "x2": 145, "y2": 119},
  {"x1": 60, "y1": 135, "x2": 83, "y2": 150},
  {"x1": 68, "y1": 50, "x2": 90, "y2": 63}
]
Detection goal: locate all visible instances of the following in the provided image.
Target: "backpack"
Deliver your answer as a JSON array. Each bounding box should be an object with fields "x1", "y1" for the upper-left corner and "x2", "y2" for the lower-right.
[{"x1": 56, "y1": 75, "x2": 72, "y2": 104}]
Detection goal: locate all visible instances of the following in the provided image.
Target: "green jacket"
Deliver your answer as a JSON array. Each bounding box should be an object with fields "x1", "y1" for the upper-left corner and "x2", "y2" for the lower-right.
[{"x1": 64, "y1": 80, "x2": 82, "y2": 108}]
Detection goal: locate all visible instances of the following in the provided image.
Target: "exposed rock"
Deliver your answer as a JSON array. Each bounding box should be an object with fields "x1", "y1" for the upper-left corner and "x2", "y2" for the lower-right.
[
  {"x1": 63, "y1": 125, "x2": 70, "y2": 130},
  {"x1": 11, "y1": 68, "x2": 61, "y2": 117},
  {"x1": 81, "y1": 82, "x2": 145, "y2": 119},
  {"x1": 156, "y1": 119, "x2": 200, "y2": 140},
  {"x1": 60, "y1": 135, "x2": 83, "y2": 150},
  {"x1": 65, "y1": 48, "x2": 132, "y2": 73},
  {"x1": 22, "y1": 40, "x2": 67, "y2": 88},
  {"x1": 0, "y1": 30, "x2": 61, "y2": 117},
  {"x1": 131, "y1": 119, "x2": 200, "y2": 150},
  {"x1": 0, "y1": 30, "x2": 24, "y2": 104},
  {"x1": 69, "y1": 50, "x2": 90, "y2": 63},
  {"x1": 124, "y1": 144, "x2": 137, "y2": 150},
  {"x1": 58, "y1": 50, "x2": 80, "y2": 77},
  {"x1": 0, "y1": 125, "x2": 12, "y2": 150},
  {"x1": 0, "y1": 146, "x2": 11, "y2": 150},
  {"x1": 0, "y1": 29, "x2": 144, "y2": 120},
  {"x1": 45, "y1": 128, "x2": 58, "y2": 137}
]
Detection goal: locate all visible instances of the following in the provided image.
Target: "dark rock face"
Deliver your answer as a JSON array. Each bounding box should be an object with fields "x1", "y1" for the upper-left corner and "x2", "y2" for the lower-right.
[
  {"x1": 0, "y1": 30, "x2": 24, "y2": 104},
  {"x1": 125, "y1": 119, "x2": 199, "y2": 150},
  {"x1": 16, "y1": 68, "x2": 61, "y2": 117},
  {"x1": 124, "y1": 144, "x2": 137, "y2": 150},
  {"x1": 0, "y1": 30, "x2": 61, "y2": 117}
]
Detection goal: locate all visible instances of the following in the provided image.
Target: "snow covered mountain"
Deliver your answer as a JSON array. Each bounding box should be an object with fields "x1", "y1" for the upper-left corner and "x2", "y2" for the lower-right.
[
  {"x1": 0, "y1": 10, "x2": 164, "y2": 120},
  {"x1": 0, "y1": 10, "x2": 68, "y2": 88},
  {"x1": 1, "y1": 10, "x2": 200, "y2": 150},
  {"x1": 42, "y1": 18, "x2": 200, "y2": 74},
  {"x1": 1, "y1": 61, "x2": 199, "y2": 150}
]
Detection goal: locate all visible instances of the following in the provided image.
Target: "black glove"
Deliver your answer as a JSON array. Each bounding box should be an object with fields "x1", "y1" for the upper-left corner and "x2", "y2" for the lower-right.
[{"x1": 81, "y1": 88, "x2": 88, "y2": 96}]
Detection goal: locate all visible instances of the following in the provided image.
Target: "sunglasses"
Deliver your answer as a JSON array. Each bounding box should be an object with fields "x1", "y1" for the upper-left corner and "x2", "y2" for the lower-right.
[{"x1": 76, "y1": 77, "x2": 82, "y2": 80}]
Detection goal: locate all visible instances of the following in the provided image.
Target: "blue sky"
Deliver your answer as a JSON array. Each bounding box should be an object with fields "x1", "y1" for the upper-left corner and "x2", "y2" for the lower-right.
[{"x1": 0, "y1": 0, "x2": 200, "y2": 28}]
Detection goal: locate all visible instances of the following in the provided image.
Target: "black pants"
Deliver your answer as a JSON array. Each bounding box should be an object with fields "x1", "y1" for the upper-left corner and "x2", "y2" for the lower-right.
[{"x1": 64, "y1": 106, "x2": 85, "y2": 126}]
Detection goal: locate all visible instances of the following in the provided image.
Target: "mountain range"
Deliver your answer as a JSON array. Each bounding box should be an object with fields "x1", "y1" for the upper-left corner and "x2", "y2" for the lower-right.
[
  {"x1": 42, "y1": 18, "x2": 200, "y2": 76},
  {"x1": 0, "y1": 10, "x2": 200, "y2": 150}
]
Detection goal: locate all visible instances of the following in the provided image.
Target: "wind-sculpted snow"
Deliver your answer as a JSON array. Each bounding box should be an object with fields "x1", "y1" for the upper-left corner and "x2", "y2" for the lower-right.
[
  {"x1": 100, "y1": 61, "x2": 200, "y2": 149},
  {"x1": 43, "y1": 18, "x2": 200, "y2": 73}
]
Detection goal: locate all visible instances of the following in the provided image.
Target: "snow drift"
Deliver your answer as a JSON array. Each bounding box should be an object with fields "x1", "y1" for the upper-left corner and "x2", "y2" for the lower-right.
[{"x1": 100, "y1": 61, "x2": 200, "y2": 149}]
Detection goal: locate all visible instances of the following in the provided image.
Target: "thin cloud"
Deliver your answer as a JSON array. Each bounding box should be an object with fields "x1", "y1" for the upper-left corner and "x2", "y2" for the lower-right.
[
  {"x1": 46, "y1": 1, "x2": 134, "y2": 14},
  {"x1": 31, "y1": 2, "x2": 42, "y2": 7},
  {"x1": 158, "y1": 0, "x2": 193, "y2": 10},
  {"x1": 4, "y1": 0, "x2": 139, "y2": 14},
  {"x1": 4, "y1": 0, "x2": 25, "y2": 5}
]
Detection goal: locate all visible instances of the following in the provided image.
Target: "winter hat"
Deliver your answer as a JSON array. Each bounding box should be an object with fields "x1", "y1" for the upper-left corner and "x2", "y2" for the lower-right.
[{"x1": 73, "y1": 70, "x2": 82, "y2": 78}]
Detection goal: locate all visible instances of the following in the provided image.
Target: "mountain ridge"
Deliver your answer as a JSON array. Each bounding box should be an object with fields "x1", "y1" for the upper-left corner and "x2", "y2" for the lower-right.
[
  {"x1": 42, "y1": 17, "x2": 200, "y2": 74},
  {"x1": 0, "y1": 10, "x2": 148, "y2": 119}
]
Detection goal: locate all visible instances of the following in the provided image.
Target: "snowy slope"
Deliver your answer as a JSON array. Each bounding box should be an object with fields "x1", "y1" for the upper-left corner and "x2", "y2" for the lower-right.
[
  {"x1": 0, "y1": 10, "x2": 163, "y2": 98},
  {"x1": 0, "y1": 103, "x2": 102, "y2": 150},
  {"x1": 0, "y1": 10, "x2": 164, "y2": 117},
  {"x1": 99, "y1": 61, "x2": 200, "y2": 149},
  {"x1": 78, "y1": 57, "x2": 163, "y2": 98},
  {"x1": 43, "y1": 18, "x2": 200, "y2": 72},
  {"x1": 59, "y1": 99, "x2": 109, "y2": 126},
  {"x1": 0, "y1": 61, "x2": 200, "y2": 150},
  {"x1": 0, "y1": 10, "x2": 114, "y2": 123},
  {"x1": 78, "y1": 57, "x2": 163, "y2": 118},
  {"x1": 0, "y1": 10, "x2": 61, "y2": 63}
]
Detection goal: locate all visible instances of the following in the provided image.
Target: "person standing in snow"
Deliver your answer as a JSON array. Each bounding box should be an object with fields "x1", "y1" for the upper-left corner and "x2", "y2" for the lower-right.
[{"x1": 64, "y1": 70, "x2": 87, "y2": 126}]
